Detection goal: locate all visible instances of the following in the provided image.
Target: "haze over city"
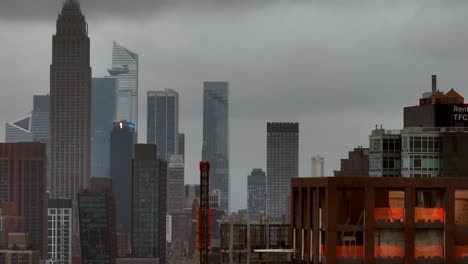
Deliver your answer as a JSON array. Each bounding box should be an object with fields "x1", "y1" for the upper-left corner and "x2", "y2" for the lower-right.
[{"x1": 3, "y1": 0, "x2": 468, "y2": 213}]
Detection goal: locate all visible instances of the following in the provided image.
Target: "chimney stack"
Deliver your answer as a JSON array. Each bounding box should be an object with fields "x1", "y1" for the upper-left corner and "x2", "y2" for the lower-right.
[{"x1": 432, "y1": 75, "x2": 437, "y2": 94}]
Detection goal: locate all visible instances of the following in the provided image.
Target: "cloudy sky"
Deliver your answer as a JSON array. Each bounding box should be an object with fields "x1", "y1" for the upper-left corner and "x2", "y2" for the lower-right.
[{"x1": 2, "y1": 0, "x2": 468, "y2": 211}]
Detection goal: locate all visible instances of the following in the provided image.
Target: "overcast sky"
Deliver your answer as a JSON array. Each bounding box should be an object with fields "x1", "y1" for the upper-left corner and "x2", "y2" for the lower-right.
[{"x1": 2, "y1": 0, "x2": 468, "y2": 211}]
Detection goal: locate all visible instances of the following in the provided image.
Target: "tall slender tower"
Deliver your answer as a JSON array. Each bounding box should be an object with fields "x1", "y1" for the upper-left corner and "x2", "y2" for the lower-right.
[
  {"x1": 202, "y1": 82, "x2": 229, "y2": 211},
  {"x1": 109, "y1": 42, "x2": 139, "y2": 129},
  {"x1": 147, "y1": 89, "x2": 179, "y2": 160},
  {"x1": 49, "y1": 0, "x2": 91, "y2": 199}
]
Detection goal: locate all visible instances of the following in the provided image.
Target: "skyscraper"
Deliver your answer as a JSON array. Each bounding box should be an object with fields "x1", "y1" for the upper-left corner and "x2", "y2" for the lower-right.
[
  {"x1": 31, "y1": 95, "x2": 50, "y2": 144},
  {"x1": 78, "y1": 177, "x2": 117, "y2": 264},
  {"x1": 5, "y1": 114, "x2": 33, "y2": 143},
  {"x1": 91, "y1": 77, "x2": 117, "y2": 177},
  {"x1": 202, "y1": 82, "x2": 229, "y2": 211},
  {"x1": 108, "y1": 42, "x2": 138, "y2": 128},
  {"x1": 167, "y1": 155, "x2": 184, "y2": 214},
  {"x1": 311, "y1": 155, "x2": 325, "y2": 177},
  {"x1": 147, "y1": 89, "x2": 179, "y2": 160},
  {"x1": 110, "y1": 121, "x2": 136, "y2": 234},
  {"x1": 0, "y1": 143, "x2": 47, "y2": 258},
  {"x1": 266, "y1": 122, "x2": 299, "y2": 223},
  {"x1": 247, "y1": 168, "x2": 266, "y2": 222},
  {"x1": 132, "y1": 144, "x2": 166, "y2": 263},
  {"x1": 47, "y1": 199, "x2": 72, "y2": 264},
  {"x1": 50, "y1": 0, "x2": 91, "y2": 199}
]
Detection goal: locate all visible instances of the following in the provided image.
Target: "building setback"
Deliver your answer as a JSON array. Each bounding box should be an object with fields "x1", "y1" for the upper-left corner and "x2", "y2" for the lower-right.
[
  {"x1": 91, "y1": 77, "x2": 117, "y2": 177},
  {"x1": 147, "y1": 89, "x2": 179, "y2": 160},
  {"x1": 266, "y1": 122, "x2": 299, "y2": 223},
  {"x1": 108, "y1": 42, "x2": 138, "y2": 128},
  {"x1": 202, "y1": 82, "x2": 229, "y2": 211},
  {"x1": 0, "y1": 143, "x2": 47, "y2": 259},
  {"x1": 78, "y1": 177, "x2": 117, "y2": 264},
  {"x1": 47, "y1": 199, "x2": 72, "y2": 264},
  {"x1": 247, "y1": 168, "x2": 266, "y2": 222},
  {"x1": 334, "y1": 147, "x2": 369, "y2": 177},
  {"x1": 49, "y1": 0, "x2": 91, "y2": 200},
  {"x1": 110, "y1": 121, "x2": 136, "y2": 234},
  {"x1": 132, "y1": 144, "x2": 167, "y2": 263}
]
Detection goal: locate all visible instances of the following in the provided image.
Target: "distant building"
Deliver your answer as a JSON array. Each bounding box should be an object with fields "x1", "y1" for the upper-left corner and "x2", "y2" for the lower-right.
[
  {"x1": 109, "y1": 42, "x2": 139, "y2": 128},
  {"x1": 311, "y1": 155, "x2": 325, "y2": 177},
  {"x1": 91, "y1": 77, "x2": 117, "y2": 177},
  {"x1": 202, "y1": 82, "x2": 229, "y2": 211},
  {"x1": 116, "y1": 225, "x2": 131, "y2": 258},
  {"x1": 247, "y1": 168, "x2": 266, "y2": 222},
  {"x1": 0, "y1": 233, "x2": 40, "y2": 264},
  {"x1": 147, "y1": 89, "x2": 179, "y2": 160},
  {"x1": 167, "y1": 155, "x2": 184, "y2": 214},
  {"x1": 78, "y1": 177, "x2": 117, "y2": 264},
  {"x1": 266, "y1": 122, "x2": 299, "y2": 223},
  {"x1": 5, "y1": 114, "x2": 33, "y2": 143},
  {"x1": 184, "y1": 184, "x2": 200, "y2": 209},
  {"x1": 334, "y1": 147, "x2": 369, "y2": 177},
  {"x1": 110, "y1": 121, "x2": 136, "y2": 234},
  {"x1": 0, "y1": 143, "x2": 47, "y2": 258},
  {"x1": 178, "y1": 133, "x2": 185, "y2": 159},
  {"x1": 132, "y1": 144, "x2": 166, "y2": 263},
  {"x1": 31, "y1": 95, "x2": 50, "y2": 144},
  {"x1": 47, "y1": 199, "x2": 72, "y2": 264}
]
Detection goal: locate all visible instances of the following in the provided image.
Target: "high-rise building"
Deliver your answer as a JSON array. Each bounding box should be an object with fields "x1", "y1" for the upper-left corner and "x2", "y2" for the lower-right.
[
  {"x1": 5, "y1": 114, "x2": 33, "y2": 143},
  {"x1": 202, "y1": 82, "x2": 229, "y2": 211},
  {"x1": 49, "y1": 0, "x2": 91, "y2": 200},
  {"x1": 147, "y1": 89, "x2": 179, "y2": 160},
  {"x1": 47, "y1": 199, "x2": 72, "y2": 264},
  {"x1": 0, "y1": 143, "x2": 47, "y2": 258},
  {"x1": 78, "y1": 177, "x2": 117, "y2": 264},
  {"x1": 31, "y1": 95, "x2": 50, "y2": 144},
  {"x1": 311, "y1": 155, "x2": 325, "y2": 177},
  {"x1": 247, "y1": 168, "x2": 266, "y2": 222},
  {"x1": 108, "y1": 42, "x2": 138, "y2": 128},
  {"x1": 167, "y1": 155, "x2": 184, "y2": 214},
  {"x1": 178, "y1": 133, "x2": 185, "y2": 159},
  {"x1": 132, "y1": 144, "x2": 166, "y2": 263},
  {"x1": 266, "y1": 122, "x2": 299, "y2": 223},
  {"x1": 110, "y1": 121, "x2": 136, "y2": 235},
  {"x1": 91, "y1": 77, "x2": 117, "y2": 177}
]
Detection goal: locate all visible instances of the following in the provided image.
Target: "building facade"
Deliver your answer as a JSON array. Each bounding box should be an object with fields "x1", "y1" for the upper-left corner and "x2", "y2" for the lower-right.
[
  {"x1": 110, "y1": 121, "x2": 136, "y2": 234},
  {"x1": 369, "y1": 128, "x2": 402, "y2": 177},
  {"x1": 78, "y1": 177, "x2": 117, "y2": 264},
  {"x1": 311, "y1": 156, "x2": 324, "y2": 177},
  {"x1": 167, "y1": 155, "x2": 184, "y2": 214},
  {"x1": 291, "y1": 177, "x2": 468, "y2": 264},
  {"x1": 202, "y1": 82, "x2": 229, "y2": 211},
  {"x1": 247, "y1": 168, "x2": 266, "y2": 222},
  {"x1": 147, "y1": 89, "x2": 179, "y2": 160},
  {"x1": 132, "y1": 144, "x2": 167, "y2": 263},
  {"x1": 49, "y1": 0, "x2": 91, "y2": 200},
  {"x1": 5, "y1": 114, "x2": 33, "y2": 143},
  {"x1": 178, "y1": 133, "x2": 185, "y2": 160},
  {"x1": 31, "y1": 95, "x2": 50, "y2": 144},
  {"x1": 0, "y1": 143, "x2": 47, "y2": 258},
  {"x1": 108, "y1": 42, "x2": 138, "y2": 128},
  {"x1": 47, "y1": 199, "x2": 72, "y2": 264},
  {"x1": 91, "y1": 77, "x2": 117, "y2": 177},
  {"x1": 266, "y1": 122, "x2": 299, "y2": 223}
]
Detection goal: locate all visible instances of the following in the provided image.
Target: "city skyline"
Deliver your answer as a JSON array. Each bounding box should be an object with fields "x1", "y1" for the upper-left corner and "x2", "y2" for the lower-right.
[{"x1": 5, "y1": 1, "x2": 468, "y2": 211}]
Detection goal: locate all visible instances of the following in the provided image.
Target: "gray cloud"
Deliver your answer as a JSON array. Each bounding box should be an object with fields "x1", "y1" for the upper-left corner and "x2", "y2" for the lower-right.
[{"x1": 3, "y1": 0, "x2": 468, "y2": 211}]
